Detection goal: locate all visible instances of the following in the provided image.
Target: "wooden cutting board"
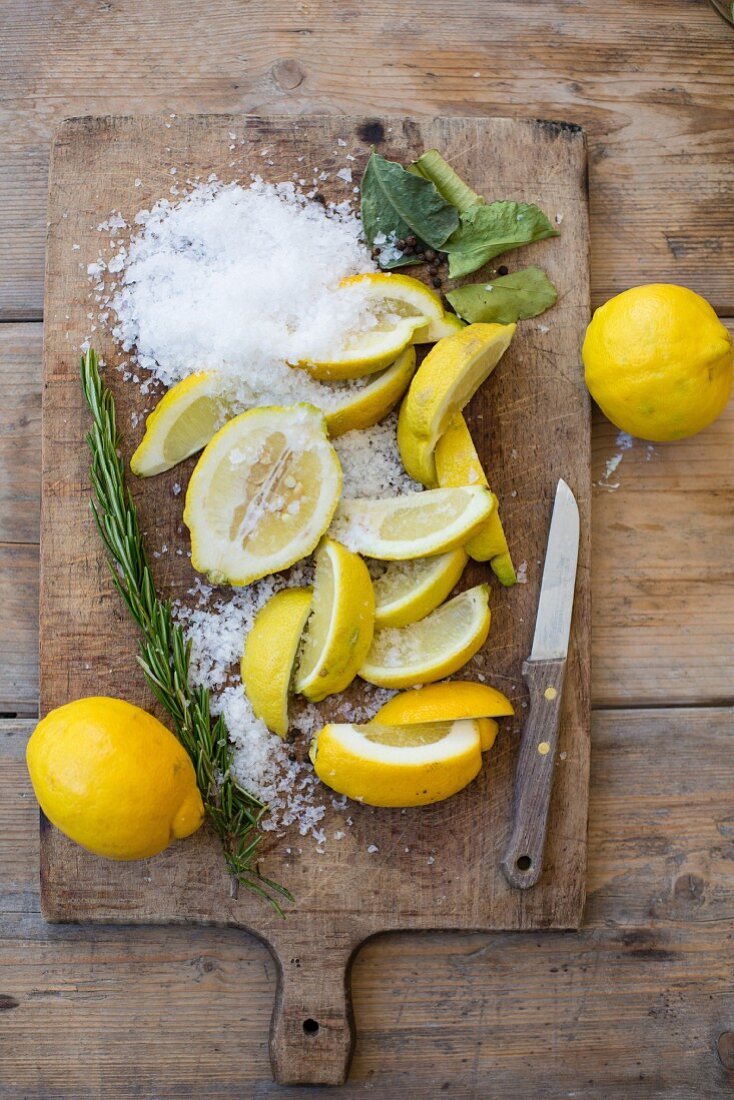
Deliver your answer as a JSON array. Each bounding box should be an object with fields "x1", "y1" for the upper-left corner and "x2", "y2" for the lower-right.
[{"x1": 40, "y1": 114, "x2": 591, "y2": 1086}]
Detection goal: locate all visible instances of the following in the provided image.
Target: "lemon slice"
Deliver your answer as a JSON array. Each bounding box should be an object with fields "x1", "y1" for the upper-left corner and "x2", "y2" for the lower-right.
[
  {"x1": 359, "y1": 583, "x2": 491, "y2": 688},
  {"x1": 184, "y1": 404, "x2": 342, "y2": 585},
  {"x1": 241, "y1": 587, "x2": 313, "y2": 737},
  {"x1": 397, "y1": 322, "x2": 515, "y2": 485},
  {"x1": 331, "y1": 487, "x2": 493, "y2": 560},
  {"x1": 295, "y1": 538, "x2": 375, "y2": 702},
  {"x1": 375, "y1": 681, "x2": 514, "y2": 723},
  {"x1": 309, "y1": 718, "x2": 482, "y2": 806},
  {"x1": 434, "y1": 412, "x2": 515, "y2": 582},
  {"x1": 371, "y1": 548, "x2": 468, "y2": 628},
  {"x1": 131, "y1": 372, "x2": 243, "y2": 477},
  {"x1": 324, "y1": 347, "x2": 416, "y2": 437}
]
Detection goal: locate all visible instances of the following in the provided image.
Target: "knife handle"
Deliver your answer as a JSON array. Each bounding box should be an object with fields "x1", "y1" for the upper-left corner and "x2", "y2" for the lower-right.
[{"x1": 501, "y1": 658, "x2": 567, "y2": 889}]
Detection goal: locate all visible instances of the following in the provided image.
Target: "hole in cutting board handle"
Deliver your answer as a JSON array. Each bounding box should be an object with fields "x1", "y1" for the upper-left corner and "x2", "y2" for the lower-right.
[
  {"x1": 516, "y1": 855, "x2": 532, "y2": 871},
  {"x1": 302, "y1": 1018, "x2": 320, "y2": 1036}
]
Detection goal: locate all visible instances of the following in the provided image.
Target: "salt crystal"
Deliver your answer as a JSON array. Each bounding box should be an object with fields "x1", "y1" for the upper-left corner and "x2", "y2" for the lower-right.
[
  {"x1": 336, "y1": 167, "x2": 353, "y2": 184},
  {"x1": 367, "y1": 844, "x2": 379, "y2": 854},
  {"x1": 108, "y1": 180, "x2": 377, "y2": 390}
]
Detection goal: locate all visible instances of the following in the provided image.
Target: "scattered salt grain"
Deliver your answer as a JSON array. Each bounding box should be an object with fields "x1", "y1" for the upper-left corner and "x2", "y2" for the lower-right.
[
  {"x1": 516, "y1": 560, "x2": 528, "y2": 584},
  {"x1": 367, "y1": 844, "x2": 379, "y2": 854},
  {"x1": 336, "y1": 167, "x2": 353, "y2": 184}
]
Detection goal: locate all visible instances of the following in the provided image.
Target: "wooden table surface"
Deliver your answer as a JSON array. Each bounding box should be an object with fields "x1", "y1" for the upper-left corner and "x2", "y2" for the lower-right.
[{"x1": 1, "y1": 2, "x2": 733, "y2": 1096}]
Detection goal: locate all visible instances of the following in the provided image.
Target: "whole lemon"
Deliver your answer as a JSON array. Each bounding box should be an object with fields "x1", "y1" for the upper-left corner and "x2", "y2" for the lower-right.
[
  {"x1": 26, "y1": 697, "x2": 205, "y2": 861},
  {"x1": 583, "y1": 284, "x2": 733, "y2": 441}
]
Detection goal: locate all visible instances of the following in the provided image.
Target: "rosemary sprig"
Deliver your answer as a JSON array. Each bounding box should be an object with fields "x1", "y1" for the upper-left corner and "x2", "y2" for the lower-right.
[{"x1": 80, "y1": 348, "x2": 292, "y2": 914}]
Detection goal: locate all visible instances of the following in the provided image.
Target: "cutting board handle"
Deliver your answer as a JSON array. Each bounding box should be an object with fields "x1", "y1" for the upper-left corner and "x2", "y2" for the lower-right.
[{"x1": 267, "y1": 934, "x2": 358, "y2": 1086}]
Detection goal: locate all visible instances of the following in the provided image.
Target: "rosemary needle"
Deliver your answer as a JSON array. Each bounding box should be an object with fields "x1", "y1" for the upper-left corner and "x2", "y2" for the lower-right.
[{"x1": 80, "y1": 349, "x2": 292, "y2": 915}]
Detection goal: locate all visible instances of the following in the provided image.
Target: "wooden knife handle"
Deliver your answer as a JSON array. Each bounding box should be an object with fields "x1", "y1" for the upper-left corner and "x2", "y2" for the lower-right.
[{"x1": 501, "y1": 657, "x2": 567, "y2": 889}]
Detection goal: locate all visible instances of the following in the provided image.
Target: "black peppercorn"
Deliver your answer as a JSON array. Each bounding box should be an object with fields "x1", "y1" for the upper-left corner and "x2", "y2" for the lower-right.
[
  {"x1": 497, "y1": 264, "x2": 509, "y2": 276},
  {"x1": 406, "y1": 235, "x2": 417, "y2": 247},
  {"x1": 396, "y1": 238, "x2": 406, "y2": 250},
  {"x1": 424, "y1": 249, "x2": 437, "y2": 262},
  {"x1": 432, "y1": 276, "x2": 442, "y2": 288},
  {"x1": 428, "y1": 264, "x2": 438, "y2": 276}
]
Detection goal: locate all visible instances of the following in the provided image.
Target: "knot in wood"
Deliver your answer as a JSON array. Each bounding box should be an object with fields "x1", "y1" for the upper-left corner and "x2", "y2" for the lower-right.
[
  {"x1": 272, "y1": 59, "x2": 305, "y2": 91},
  {"x1": 716, "y1": 1031, "x2": 734, "y2": 1070}
]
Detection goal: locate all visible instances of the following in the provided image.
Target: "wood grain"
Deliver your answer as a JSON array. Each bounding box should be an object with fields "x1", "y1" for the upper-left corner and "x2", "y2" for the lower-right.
[
  {"x1": 0, "y1": 544, "x2": 38, "y2": 717},
  {"x1": 40, "y1": 113, "x2": 590, "y2": 1084},
  {"x1": 4, "y1": 709, "x2": 734, "y2": 1097},
  {"x1": 1, "y1": 0, "x2": 733, "y2": 320},
  {"x1": 0, "y1": 324, "x2": 42, "y2": 543}
]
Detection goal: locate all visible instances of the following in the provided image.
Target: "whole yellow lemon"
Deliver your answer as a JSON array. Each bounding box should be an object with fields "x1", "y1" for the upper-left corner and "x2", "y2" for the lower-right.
[
  {"x1": 26, "y1": 696, "x2": 205, "y2": 860},
  {"x1": 583, "y1": 284, "x2": 733, "y2": 441}
]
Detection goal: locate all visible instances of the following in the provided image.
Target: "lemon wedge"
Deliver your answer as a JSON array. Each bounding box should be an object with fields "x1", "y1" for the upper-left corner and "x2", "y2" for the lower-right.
[
  {"x1": 397, "y1": 322, "x2": 515, "y2": 485},
  {"x1": 434, "y1": 411, "x2": 516, "y2": 583},
  {"x1": 375, "y1": 680, "x2": 514, "y2": 723},
  {"x1": 375, "y1": 681, "x2": 512, "y2": 750},
  {"x1": 340, "y1": 272, "x2": 465, "y2": 344},
  {"x1": 331, "y1": 487, "x2": 493, "y2": 560},
  {"x1": 324, "y1": 347, "x2": 416, "y2": 437},
  {"x1": 184, "y1": 404, "x2": 342, "y2": 585},
  {"x1": 295, "y1": 538, "x2": 375, "y2": 702},
  {"x1": 309, "y1": 718, "x2": 483, "y2": 806},
  {"x1": 359, "y1": 583, "x2": 491, "y2": 688},
  {"x1": 371, "y1": 548, "x2": 468, "y2": 628},
  {"x1": 130, "y1": 372, "x2": 243, "y2": 477},
  {"x1": 296, "y1": 272, "x2": 459, "y2": 382},
  {"x1": 240, "y1": 587, "x2": 313, "y2": 738}
]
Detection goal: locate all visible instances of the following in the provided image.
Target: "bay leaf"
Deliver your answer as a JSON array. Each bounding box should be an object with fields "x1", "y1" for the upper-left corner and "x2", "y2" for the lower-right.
[
  {"x1": 446, "y1": 266, "x2": 558, "y2": 325},
  {"x1": 444, "y1": 201, "x2": 559, "y2": 279},
  {"x1": 360, "y1": 152, "x2": 460, "y2": 261}
]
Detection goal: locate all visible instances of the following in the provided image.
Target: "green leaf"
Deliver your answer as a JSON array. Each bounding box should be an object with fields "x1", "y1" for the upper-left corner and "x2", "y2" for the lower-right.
[
  {"x1": 409, "y1": 149, "x2": 484, "y2": 215},
  {"x1": 360, "y1": 151, "x2": 460, "y2": 260},
  {"x1": 446, "y1": 266, "x2": 558, "y2": 325},
  {"x1": 444, "y1": 201, "x2": 560, "y2": 279}
]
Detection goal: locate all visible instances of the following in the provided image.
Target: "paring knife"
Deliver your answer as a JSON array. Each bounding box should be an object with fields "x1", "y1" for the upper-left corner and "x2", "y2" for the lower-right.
[{"x1": 501, "y1": 478, "x2": 580, "y2": 890}]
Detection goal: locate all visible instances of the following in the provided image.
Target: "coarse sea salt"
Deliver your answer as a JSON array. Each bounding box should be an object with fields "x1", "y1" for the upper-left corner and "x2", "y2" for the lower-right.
[{"x1": 109, "y1": 179, "x2": 379, "y2": 391}]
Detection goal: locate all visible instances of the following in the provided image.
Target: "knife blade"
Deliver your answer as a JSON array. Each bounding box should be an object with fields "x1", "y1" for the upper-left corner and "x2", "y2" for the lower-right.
[{"x1": 501, "y1": 479, "x2": 580, "y2": 889}]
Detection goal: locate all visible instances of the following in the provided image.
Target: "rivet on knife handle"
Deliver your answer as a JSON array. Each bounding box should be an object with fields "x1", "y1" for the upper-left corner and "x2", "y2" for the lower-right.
[{"x1": 501, "y1": 657, "x2": 567, "y2": 889}]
